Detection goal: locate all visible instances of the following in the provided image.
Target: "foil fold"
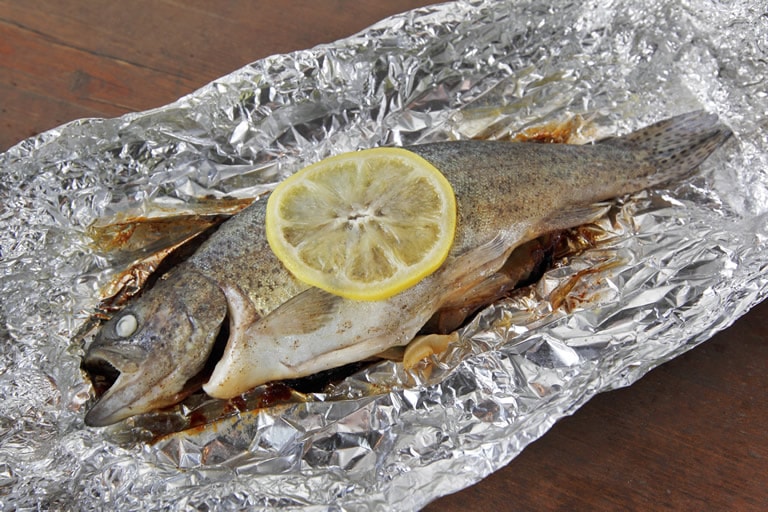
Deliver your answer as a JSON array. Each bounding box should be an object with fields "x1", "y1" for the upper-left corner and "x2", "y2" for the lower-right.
[{"x1": 1, "y1": 0, "x2": 767, "y2": 510}]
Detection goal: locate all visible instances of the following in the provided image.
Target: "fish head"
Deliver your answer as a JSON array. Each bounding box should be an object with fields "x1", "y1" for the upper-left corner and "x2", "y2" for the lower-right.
[{"x1": 84, "y1": 269, "x2": 227, "y2": 426}]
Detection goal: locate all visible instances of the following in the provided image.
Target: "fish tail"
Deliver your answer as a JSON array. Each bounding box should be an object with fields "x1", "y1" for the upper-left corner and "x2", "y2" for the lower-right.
[{"x1": 601, "y1": 110, "x2": 733, "y2": 185}]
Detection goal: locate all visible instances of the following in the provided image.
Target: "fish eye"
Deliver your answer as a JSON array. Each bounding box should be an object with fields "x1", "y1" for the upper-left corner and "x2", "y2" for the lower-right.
[{"x1": 115, "y1": 313, "x2": 139, "y2": 338}]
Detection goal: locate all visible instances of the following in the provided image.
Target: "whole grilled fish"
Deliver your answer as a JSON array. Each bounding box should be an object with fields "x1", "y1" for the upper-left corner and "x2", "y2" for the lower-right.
[{"x1": 84, "y1": 111, "x2": 731, "y2": 426}]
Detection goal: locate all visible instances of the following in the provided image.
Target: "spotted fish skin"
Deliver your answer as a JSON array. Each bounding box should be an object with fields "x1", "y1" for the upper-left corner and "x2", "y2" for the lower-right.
[{"x1": 84, "y1": 111, "x2": 732, "y2": 426}]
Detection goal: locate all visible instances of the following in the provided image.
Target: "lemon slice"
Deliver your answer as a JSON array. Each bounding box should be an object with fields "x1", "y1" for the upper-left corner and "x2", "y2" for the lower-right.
[{"x1": 265, "y1": 147, "x2": 457, "y2": 301}]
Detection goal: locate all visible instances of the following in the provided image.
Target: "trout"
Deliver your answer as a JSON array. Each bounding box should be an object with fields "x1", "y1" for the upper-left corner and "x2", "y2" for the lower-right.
[{"x1": 84, "y1": 111, "x2": 731, "y2": 426}]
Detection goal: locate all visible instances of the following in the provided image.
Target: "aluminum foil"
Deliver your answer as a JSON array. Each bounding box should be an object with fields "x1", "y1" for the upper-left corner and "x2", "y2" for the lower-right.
[{"x1": 1, "y1": 0, "x2": 766, "y2": 509}]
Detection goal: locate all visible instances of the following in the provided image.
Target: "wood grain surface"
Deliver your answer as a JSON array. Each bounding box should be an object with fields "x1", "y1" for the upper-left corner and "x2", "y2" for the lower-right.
[{"x1": 2, "y1": 1, "x2": 765, "y2": 510}]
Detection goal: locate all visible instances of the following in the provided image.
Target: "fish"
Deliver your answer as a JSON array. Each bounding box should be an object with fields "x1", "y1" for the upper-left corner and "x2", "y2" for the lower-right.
[{"x1": 83, "y1": 111, "x2": 732, "y2": 426}]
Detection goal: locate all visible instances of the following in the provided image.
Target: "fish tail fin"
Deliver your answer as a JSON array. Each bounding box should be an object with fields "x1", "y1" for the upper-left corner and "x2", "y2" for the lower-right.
[{"x1": 600, "y1": 110, "x2": 733, "y2": 185}]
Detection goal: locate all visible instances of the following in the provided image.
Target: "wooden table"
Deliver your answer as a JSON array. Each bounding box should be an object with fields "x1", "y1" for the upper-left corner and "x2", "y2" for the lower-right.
[{"x1": 2, "y1": 2, "x2": 765, "y2": 510}]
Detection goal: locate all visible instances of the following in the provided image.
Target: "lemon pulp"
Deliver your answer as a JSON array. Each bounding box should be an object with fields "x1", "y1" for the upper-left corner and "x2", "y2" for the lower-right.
[{"x1": 265, "y1": 147, "x2": 457, "y2": 301}]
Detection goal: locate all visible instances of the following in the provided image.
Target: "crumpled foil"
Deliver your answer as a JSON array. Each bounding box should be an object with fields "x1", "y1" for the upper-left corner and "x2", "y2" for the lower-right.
[{"x1": 1, "y1": 0, "x2": 766, "y2": 509}]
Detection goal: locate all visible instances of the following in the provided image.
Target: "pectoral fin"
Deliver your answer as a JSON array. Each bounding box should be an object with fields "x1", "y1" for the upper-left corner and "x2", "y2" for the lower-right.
[{"x1": 261, "y1": 287, "x2": 343, "y2": 336}]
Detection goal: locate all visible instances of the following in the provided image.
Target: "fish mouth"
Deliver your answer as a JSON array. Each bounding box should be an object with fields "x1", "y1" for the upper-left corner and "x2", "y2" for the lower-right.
[
  {"x1": 83, "y1": 346, "x2": 148, "y2": 426},
  {"x1": 83, "y1": 320, "x2": 231, "y2": 427},
  {"x1": 83, "y1": 346, "x2": 131, "y2": 384},
  {"x1": 83, "y1": 346, "x2": 144, "y2": 384},
  {"x1": 84, "y1": 377, "x2": 133, "y2": 427},
  {"x1": 84, "y1": 356, "x2": 120, "y2": 399}
]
